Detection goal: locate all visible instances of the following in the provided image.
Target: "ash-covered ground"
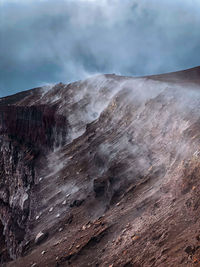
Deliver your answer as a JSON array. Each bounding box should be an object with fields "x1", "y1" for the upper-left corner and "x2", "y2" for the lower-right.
[{"x1": 1, "y1": 67, "x2": 200, "y2": 266}]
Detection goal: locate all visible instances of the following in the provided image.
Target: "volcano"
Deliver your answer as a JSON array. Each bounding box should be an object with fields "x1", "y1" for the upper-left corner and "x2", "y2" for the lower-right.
[{"x1": 1, "y1": 67, "x2": 200, "y2": 266}]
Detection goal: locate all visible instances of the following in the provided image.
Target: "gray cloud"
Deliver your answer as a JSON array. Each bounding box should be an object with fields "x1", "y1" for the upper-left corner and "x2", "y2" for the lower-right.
[{"x1": 0, "y1": 0, "x2": 200, "y2": 96}]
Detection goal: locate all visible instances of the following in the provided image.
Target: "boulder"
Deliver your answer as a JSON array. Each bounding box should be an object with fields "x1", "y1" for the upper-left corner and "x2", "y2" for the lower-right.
[
  {"x1": 35, "y1": 231, "x2": 48, "y2": 245},
  {"x1": 70, "y1": 199, "x2": 84, "y2": 207},
  {"x1": 93, "y1": 177, "x2": 108, "y2": 197}
]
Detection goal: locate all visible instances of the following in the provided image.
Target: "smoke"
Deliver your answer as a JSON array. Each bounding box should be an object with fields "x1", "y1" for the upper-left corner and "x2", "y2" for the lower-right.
[{"x1": 1, "y1": 0, "x2": 200, "y2": 96}]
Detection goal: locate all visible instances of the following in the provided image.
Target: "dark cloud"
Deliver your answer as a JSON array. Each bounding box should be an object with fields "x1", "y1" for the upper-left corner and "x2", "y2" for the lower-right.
[{"x1": 0, "y1": 0, "x2": 200, "y2": 96}]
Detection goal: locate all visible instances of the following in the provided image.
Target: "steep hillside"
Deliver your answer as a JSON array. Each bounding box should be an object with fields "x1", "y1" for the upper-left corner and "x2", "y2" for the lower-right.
[{"x1": 1, "y1": 68, "x2": 200, "y2": 266}]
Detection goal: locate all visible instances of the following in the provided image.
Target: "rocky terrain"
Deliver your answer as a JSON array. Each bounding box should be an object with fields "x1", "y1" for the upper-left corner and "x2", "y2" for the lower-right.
[{"x1": 1, "y1": 67, "x2": 200, "y2": 266}]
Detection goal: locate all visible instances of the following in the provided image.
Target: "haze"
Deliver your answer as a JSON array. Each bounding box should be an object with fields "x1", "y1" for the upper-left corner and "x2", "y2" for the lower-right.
[{"x1": 0, "y1": 0, "x2": 200, "y2": 96}]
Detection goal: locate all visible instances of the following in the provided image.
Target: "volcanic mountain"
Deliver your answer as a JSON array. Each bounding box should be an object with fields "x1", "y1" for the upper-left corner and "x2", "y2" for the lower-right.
[{"x1": 1, "y1": 67, "x2": 200, "y2": 266}]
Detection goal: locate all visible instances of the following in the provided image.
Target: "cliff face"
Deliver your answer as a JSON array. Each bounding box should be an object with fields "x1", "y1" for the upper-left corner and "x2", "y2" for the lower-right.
[
  {"x1": 0, "y1": 138, "x2": 35, "y2": 260},
  {"x1": 1, "y1": 68, "x2": 200, "y2": 266},
  {"x1": 0, "y1": 92, "x2": 67, "y2": 261},
  {"x1": 0, "y1": 105, "x2": 67, "y2": 147}
]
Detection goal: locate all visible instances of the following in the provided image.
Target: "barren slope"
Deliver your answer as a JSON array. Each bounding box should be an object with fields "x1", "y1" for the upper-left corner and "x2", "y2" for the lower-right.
[{"x1": 1, "y1": 68, "x2": 200, "y2": 266}]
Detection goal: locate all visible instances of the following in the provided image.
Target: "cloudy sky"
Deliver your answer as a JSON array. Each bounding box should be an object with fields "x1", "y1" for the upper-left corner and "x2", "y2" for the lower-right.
[{"x1": 0, "y1": 0, "x2": 200, "y2": 96}]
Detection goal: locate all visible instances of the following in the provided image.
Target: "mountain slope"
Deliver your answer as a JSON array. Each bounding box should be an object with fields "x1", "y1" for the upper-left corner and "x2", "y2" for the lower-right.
[{"x1": 1, "y1": 67, "x2": 200, "y2": 266}]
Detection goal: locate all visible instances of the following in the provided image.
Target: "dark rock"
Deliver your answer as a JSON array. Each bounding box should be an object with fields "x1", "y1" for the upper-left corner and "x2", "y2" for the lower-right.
[
  {"x1": 70, "y1": 199, "x2": 84, "y2": 208},
  {"x1": 93, "y1": 177, "x2": 108, "y2": 197},
  {"x1": 184, "y1": 245, "x2": 195, "y2": 255},
  {"x1": 0, "y1": 187, "x2": 9, "y2": 203},
  {"x1": 196, "y1": 235, "x2": 200, "y2": 241},
  {"x1": 123, "y1": 262, "x2": 133, "y2": 267},
  {"x1": 66, "y1": 214, "x2": 73, "y2": 224}
]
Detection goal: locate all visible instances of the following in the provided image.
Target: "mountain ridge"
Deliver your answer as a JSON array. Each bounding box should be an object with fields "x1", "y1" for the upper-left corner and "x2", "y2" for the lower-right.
[
  {"x1": 1, "y1": 65, "x2": 200, "y2": 103},
  {"x1": 1, "y1": 67, "x2": 200, "y2": 266}
]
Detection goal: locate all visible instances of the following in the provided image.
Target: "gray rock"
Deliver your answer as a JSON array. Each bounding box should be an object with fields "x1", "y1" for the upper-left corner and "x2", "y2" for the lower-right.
[{"x1": 35, "y1": 231, "x2": 48, "y2": 245}]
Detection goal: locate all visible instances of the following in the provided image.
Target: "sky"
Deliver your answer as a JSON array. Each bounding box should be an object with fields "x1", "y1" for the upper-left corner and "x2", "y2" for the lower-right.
[{"x1": 0, "y1": 0, "x2": 200, "y2": 96}]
